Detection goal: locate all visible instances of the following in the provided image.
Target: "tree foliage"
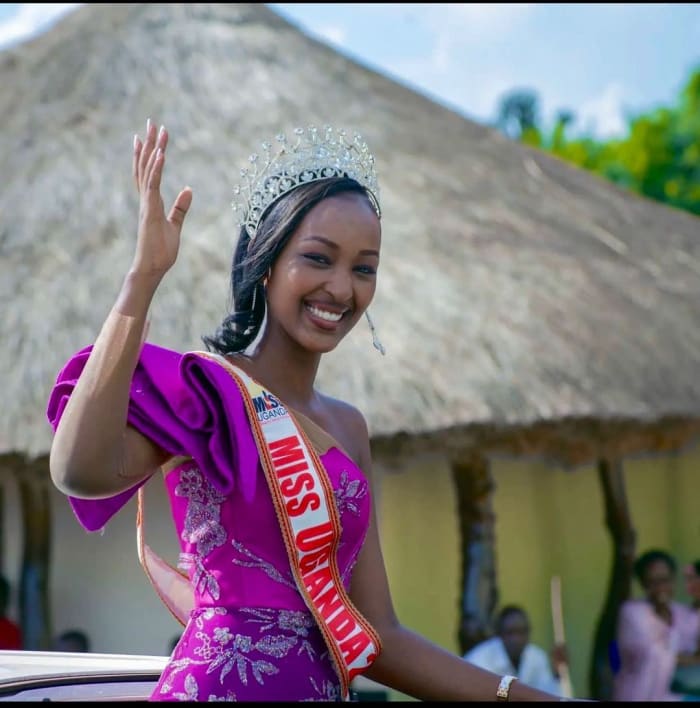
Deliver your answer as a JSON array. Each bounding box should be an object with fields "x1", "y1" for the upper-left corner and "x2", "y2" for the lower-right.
[{"x1": 495, "y1": 68, "x2": 700, "y2": 216}]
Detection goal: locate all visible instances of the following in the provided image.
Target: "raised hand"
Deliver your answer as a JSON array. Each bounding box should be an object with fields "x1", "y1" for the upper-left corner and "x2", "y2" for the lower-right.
[{"x1": 131, "y1": 119, "x2": 193, "y2": 280}]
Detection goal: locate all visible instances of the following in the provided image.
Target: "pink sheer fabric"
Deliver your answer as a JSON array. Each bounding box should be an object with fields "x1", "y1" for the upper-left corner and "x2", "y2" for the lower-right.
[{"x1": 612, "y1": 599, "x2": 700, "y2": 701}]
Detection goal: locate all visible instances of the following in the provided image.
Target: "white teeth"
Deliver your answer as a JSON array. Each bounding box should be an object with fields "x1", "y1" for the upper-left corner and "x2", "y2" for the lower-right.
[{"x1": 307, "y1": 305, "x2": 343, "y2": 322}]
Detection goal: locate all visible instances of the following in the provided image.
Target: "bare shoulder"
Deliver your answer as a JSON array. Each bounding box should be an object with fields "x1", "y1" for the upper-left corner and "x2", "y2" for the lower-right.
[
  {"x1": 317, "y1": 392, "x2": 371, "y2": 470},
  {"x1": 319, "y1": 392, "x2": 369, "y2": 437}
]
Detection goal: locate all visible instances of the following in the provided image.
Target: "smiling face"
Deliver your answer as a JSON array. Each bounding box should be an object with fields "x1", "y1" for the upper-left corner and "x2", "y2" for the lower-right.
[
  {"x1": 641, "y1": 558, "x2": 676, "y2": 607},
  {"x1": 264, "y1": 191, "x2": 381, "y2": 354}
]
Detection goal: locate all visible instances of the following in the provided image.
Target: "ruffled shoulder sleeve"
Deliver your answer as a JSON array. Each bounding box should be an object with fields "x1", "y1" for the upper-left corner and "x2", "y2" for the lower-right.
[{"x1": 46, "y1": 342, "x2": 259, "y2": 532}]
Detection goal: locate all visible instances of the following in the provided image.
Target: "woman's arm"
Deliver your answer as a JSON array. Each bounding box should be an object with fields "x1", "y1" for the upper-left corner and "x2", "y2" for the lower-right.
[
  {"x1": 49, "y1": 121, "x2": 192, "y2": 499},
  {"x1": 49, "y1": 273, "x2": 167, "y2": 498},
  {"x1": 346, "y1": 409, "x2": 561, "y2": 702}
]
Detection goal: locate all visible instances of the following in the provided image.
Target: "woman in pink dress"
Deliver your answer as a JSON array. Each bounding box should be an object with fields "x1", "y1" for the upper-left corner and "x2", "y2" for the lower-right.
[
  {"x1": 684, "y1": 561, "x2": 700, "y2": 610},
  {"x1": 612, "y1": 549, "x2": 700, "y2": 701},
  {"x1": 47, "y1": 119, "x2": 572, "y2": 702}
]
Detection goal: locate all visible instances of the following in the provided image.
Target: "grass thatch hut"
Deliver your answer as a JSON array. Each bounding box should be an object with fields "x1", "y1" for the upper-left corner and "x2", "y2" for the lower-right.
[{"x1": 2, "y1": 3, "x2": 700, "y2": 699}]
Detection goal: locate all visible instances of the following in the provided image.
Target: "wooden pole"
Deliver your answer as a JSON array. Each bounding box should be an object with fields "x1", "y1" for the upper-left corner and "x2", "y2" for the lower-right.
[
  {"x1": 588, "y1": 458, "x2": 636, "y2": 700},
  {"x1": 17, "y1": 462, "x2": 52, "y2": 650},
  {"x1": 452, "y1": 453, "x2": 498, "y2": 655},
  {"x1": 550, "y1": 574, "x2": 574, "y2": 698}
]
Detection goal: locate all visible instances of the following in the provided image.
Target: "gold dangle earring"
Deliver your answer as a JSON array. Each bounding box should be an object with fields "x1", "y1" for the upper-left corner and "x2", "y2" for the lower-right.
[{"x1": 365, "y1": 311, "x2": 386, "y2": 356}]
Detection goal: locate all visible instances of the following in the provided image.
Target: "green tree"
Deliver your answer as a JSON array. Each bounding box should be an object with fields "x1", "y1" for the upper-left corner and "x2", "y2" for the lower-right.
[
  {"x1": 496, "y1": 88, "x2": 543, "y2": 147},
  {"x1": 495, "y1": 67, "x2": 700, "y2": 216}
]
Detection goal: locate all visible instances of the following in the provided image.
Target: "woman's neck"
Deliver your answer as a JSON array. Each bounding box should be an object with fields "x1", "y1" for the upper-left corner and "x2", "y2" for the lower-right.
[
  {"x1": 235, "y1": 334, "x2": 322, "y2": 411},
  {"x1": 649, "y1": 598, "x2": 672, "y2": 624}
]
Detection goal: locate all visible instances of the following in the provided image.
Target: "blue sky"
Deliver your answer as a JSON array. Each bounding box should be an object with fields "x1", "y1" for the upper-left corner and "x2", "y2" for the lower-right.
[{"x1": 1, "y1": 3, "x2": 698, "y2": 139}]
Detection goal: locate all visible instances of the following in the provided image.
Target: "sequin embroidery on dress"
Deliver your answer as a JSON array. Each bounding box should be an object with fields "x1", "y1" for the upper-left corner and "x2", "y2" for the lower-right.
[{"x1": 152, "y1": 452, "x2": 370, "y2": 702}]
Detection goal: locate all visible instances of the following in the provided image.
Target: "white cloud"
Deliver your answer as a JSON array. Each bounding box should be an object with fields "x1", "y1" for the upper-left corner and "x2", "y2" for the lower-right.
[
  {"x1": 334, "y1": 5, "x2": 526, "y2": 111},
  {"x1": 576, "y1": 83, "x2": 628, "y2": 139},
  {"x1": 386, "y1": 3, "x2": 535, "y2": 75},
  {"x1": 0, "y1": 4, "x2": 81, "y2": 50},
  {"x1": 356, "y1": 3, "x2": 536, "y2": 119},
  {"x1": 367, "y1": 2, "x2": 534, "y2": 31},
  {"x1": 311, "y1": 24, "x2": 346, "y2": 48},
  {"x1": 440, "y1": 3, "x2": 535, "y2": 31}
]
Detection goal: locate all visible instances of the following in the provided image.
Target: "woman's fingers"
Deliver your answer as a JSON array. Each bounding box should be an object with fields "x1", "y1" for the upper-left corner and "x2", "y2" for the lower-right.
[
  {"x1": 137, "y1": 119, "x2": 156, "y2": 188},
  {"x1": 168, "y1": 187, "x2": 193, "y2": 232},
  {"x1": 147, "y1": 147, "x2": 165, "y2": 195},
  {"x1": 142, "y1": 126, "x2": 168, "y2": 193},
  {"x1": 129, "y1": 120, "x2": 186, "y2": 276},
  {"x1": 159, "y1": 126, "x2": 169, "y2": 152},
  {"x1": 132, "y1": 134, "x2": 142, "y2": 191},
  {"x1": 134, "y1": 121, "x2": 169, "y2": 193}
]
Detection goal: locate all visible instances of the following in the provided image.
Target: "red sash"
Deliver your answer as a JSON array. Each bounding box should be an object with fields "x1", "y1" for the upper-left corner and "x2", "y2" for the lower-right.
[{"x1": 137, "y1": 353, "x2": 381, "y2": 700}]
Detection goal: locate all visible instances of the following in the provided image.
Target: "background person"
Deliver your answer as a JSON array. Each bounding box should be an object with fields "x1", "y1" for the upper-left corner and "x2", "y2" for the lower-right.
[
  {"x1": 670, "y1": 559, "x2": 700, "y2": 699},
  {"x1": 612, "y1": 548, "x2": 699, "y2": 701},
  {"x1": 0, "y1": 574, "x2": 22, "y2": 650},
  {"x1": 51, "y1": 628, "x2": 91, "y2": 653},
  {"x1": 684, "y1": 560, "x2": 700, "y2": 610},
  {"x1": 463, "y1": 605, "x2": 564, "y2": 696}
]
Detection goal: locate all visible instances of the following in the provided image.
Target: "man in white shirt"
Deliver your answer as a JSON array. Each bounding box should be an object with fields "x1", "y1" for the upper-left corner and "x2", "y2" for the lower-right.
[{"x1": 462, "y1": 605, "x2": 564, "y2": 696}]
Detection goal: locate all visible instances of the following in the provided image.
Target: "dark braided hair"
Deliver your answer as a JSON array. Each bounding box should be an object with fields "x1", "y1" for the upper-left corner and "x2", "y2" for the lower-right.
[
  {"x1": 202, "y1": 176, "x2": 375, "y2": 356},
  {"x1": 633, "y1": 548, "x2": 677, "y2": 584}
]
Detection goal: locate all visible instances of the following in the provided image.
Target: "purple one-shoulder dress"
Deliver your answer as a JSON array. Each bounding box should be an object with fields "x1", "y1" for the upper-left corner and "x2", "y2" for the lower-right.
[{"x1": 47, "y1": 343, "x2": 372, "y2": 701}]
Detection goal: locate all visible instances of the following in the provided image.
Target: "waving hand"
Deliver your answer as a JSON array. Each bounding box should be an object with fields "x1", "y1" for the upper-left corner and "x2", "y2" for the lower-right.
[{"x1": 131, "y1": 119, "x2": 193, "y2": 280}]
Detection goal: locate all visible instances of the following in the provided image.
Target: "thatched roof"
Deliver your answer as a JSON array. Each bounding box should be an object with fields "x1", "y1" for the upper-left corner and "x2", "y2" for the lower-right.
[{"x1": 3, "y1": 3, "x2": 700, "y2": 466}]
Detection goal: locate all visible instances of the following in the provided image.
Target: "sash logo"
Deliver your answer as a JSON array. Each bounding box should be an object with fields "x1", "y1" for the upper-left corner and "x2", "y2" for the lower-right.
[{"x1": 253, "y1": 390, "x2": 287, "y2": 422}]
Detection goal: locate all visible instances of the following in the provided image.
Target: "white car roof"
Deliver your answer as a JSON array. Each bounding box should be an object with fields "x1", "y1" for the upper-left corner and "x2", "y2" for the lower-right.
[{"x1": 0, "y1": 650, "x2": 168, "y2": 682}]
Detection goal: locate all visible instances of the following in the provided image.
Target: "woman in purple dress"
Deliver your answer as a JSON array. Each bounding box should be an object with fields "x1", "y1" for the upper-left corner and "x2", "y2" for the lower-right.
[{"x1": 47, "y1": 119, "x2": 569, "y2": 702}]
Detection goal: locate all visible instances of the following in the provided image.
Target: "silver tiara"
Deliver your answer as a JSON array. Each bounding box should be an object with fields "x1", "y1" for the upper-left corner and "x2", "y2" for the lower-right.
[{"x1": 231, "y1": 125, "x2": 381, "y2": 240}]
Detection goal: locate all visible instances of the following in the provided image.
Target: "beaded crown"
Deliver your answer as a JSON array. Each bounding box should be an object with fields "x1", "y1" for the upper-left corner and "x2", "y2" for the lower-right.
[{"x1": 231, "y1": 125, "x2": 381, "y2": 240}]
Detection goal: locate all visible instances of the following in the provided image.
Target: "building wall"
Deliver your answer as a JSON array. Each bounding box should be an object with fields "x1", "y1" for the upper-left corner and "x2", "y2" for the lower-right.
[
  {"x1": 376, "y1": 444, "x2": 700, "y2": 700},
  {"x1": 0, "y1": 469, "x2": 183, "y2": 656},
  {"x1": 1, "y1": 443, "x2": 699, "y2": 699}
]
